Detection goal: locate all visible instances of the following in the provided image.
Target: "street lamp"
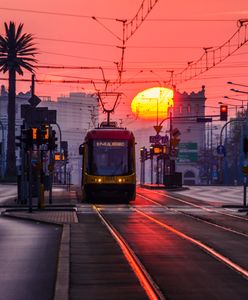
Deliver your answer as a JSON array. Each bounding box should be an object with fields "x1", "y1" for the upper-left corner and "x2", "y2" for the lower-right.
[
  {"x1": 224, "y1": 96, "x2": 245, "y2": 102},
  {"x1": 230, "y1": 88, "x2": 248, "y2": 95},
  {"x1": 227, "y1": 81, "x2": 248, "y2": 89},
  {"x1": 224, "y1": 96, "x2": 246, "y2": 114}
]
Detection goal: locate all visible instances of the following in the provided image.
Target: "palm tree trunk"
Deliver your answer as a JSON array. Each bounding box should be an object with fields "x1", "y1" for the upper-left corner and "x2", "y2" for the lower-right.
[{"x1": 6, "y1": 69, "x2": 17, "y2": 178}]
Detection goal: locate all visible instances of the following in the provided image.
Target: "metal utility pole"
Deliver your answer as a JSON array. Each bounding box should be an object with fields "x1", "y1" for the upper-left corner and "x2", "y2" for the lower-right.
[{"x1": 0, "y1": 120, "x2": 5, "y2": 179}]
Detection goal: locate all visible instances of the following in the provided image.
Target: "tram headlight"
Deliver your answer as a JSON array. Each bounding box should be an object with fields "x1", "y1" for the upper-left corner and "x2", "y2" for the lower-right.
[
  {"x1": 95, "y1": 178, "x2": 102, "y2": 183},
  {"x1": 118, "y1": 178, "x2": 125, "y2": 183}
]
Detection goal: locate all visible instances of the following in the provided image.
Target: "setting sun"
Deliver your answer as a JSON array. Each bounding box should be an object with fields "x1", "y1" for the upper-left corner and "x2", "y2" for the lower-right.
[{"x1": 131, "y1": 87, "x2": 174, "y2": 120}]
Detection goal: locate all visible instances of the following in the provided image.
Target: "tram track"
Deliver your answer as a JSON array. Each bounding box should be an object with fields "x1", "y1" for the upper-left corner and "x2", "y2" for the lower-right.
[
  {"x1": 93, "y1": 204, "x2": 165, "y2": 300},
  {"x1": 132, "y1": 205, "x2": 248, "y2": 280},
  {"x1": 137, "y1": 192, "x2": 248, "y2": 238},
  {"x1": 91, "y1": 198, "x2": 248, "y2": 300},
  {"x1": 135, "y1": 191, "x2": 248, "y2": 279},
  {"x1": 151, "y1": 189, "x2": 248, "y2": 222}
]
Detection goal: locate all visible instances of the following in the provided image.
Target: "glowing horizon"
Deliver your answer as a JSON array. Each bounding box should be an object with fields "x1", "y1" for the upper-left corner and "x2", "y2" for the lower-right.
[{"x1": 131, "y1": 87, "x2": 174, "y2": 120}]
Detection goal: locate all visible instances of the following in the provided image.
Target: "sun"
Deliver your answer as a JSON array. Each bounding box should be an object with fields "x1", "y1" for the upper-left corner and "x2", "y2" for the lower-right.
[{"x1": 131, "y1": 87, "x2": 174, "y2": 120}]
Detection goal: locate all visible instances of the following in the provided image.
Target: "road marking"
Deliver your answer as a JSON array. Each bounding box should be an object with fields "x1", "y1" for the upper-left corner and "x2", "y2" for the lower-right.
[
  {"x1": 151, "y1": 190, "x2": 248, "y2": 221},
  {"x1": 138, "y1": 193, "x2": 248, "y2": 238}
]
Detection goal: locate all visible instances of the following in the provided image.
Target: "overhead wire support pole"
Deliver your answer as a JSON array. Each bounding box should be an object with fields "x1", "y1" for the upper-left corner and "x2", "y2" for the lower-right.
[{"x1": 116, "y1": 19, "x2": 127, "y2": 84}]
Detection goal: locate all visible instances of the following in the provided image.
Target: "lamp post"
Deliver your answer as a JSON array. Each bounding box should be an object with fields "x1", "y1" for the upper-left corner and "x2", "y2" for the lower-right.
[{"x1": 227, "y1": 83, "x2": 248, "y2": 205}]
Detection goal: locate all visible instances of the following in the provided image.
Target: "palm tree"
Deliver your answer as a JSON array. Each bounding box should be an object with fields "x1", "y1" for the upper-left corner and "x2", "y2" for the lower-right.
[{"x1": 0, "y1": 21, "x2": 37, "y2": 178}]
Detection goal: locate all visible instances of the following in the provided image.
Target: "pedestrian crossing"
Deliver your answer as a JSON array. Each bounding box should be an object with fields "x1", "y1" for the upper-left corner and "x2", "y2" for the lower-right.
[
  {"x1": 0, "y1": 185, "x2": 17, "y2": 204},
  {"x1": 175, "y1": 186, "x2": 245, "y2": 205}
]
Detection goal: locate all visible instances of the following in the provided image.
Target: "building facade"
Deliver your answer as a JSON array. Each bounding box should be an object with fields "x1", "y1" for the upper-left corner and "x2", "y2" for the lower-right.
[
  {"x1": 133, "y1": 86, "x2": 207, "y2": 185},
  {"x1": 173, "y1": 86, "x2": 206, "y2": 184},
  {"x1": 0, "y1": 87, "x2": 99, "y2": 184}
]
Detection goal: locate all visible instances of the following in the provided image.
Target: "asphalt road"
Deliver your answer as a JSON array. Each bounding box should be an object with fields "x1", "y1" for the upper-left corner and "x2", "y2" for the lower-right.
[{"x1": 0, "y1": 216, "x2": 62, "y2": 300}]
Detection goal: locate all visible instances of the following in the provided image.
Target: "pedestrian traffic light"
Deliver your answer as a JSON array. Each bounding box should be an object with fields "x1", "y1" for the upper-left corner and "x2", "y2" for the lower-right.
[
  {"x1": 243, "y1": 137, "x2": 248, "y2": 154},
  {"x1": 220, "y1": 105, "x2": 228, "y2": 121}
]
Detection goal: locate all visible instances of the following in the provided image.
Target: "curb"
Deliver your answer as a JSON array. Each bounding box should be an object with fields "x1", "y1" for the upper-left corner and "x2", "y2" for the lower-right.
[
  {"x1": 54, "y1": 224, "x2": 70, "y2": 300},
  {"x1": 141, "y1": 184, "x2": 189, "y2": 192}
]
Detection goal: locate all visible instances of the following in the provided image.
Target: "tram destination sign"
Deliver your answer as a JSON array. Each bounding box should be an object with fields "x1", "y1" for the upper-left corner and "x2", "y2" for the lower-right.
[{"x1": 96, "y1": 141, "x2": 126, "y2": 147}]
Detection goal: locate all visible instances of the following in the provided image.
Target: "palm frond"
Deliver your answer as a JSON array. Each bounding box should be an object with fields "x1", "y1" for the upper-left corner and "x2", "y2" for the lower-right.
[{"x1": 0, "y1": 21, "x2": 38, "y2": 74}]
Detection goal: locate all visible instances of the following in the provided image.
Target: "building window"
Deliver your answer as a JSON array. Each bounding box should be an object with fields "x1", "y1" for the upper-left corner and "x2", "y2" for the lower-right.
[
  {"x1": 195, "y1": 104, "x2": 199, "y2": 114},
  {"x1": 187, "y1": 104, "x2": 191, "y2": 113}
]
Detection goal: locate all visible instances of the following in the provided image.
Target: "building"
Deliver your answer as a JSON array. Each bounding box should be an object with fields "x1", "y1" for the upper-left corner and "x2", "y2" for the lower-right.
[
  {"x1": 133, "y1": 86, "x2": 207, "y2": 185},
  {"x1": 0, "y1": 86, "x2": 99, "y2": 184},
  {"x1": 173, "y1": 86, "x2": 206, "y2": 184}
]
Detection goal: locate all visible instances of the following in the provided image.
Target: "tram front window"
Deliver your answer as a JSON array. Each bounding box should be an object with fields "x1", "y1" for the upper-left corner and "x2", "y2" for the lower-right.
[{"x1": 90, "y1": 140, "x2": 128, "y2": 176}]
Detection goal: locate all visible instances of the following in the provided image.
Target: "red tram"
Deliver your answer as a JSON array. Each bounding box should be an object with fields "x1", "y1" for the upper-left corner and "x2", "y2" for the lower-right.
[{"x1": 79, "y1": 123, "x2": 136, "y2": 202}]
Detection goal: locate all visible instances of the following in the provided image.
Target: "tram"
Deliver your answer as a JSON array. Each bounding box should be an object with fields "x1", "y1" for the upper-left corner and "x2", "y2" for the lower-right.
[{"x1": 79, "y1": 122, "x2": 136, "y2": 202}]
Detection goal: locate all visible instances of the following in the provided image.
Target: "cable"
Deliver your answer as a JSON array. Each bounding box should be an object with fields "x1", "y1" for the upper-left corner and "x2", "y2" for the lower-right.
[
  {"x1": 0, "y1": 7, "x2": 115, "y2": 20},
  {"x1": 37, "y1": 37, "x2": 116, "y2": 47}
]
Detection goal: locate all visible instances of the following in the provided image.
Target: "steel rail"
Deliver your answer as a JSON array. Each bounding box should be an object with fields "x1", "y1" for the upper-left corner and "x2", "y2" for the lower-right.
[
  {"x1": 93, "y1": 205, "x2": 165, "y2": 300},
  {"x1": 138, "y1": 193, "x2": 248, "y2": 238},
  {"x1": 133, "y1": 206, "x2": 248, "y2": 280},
  {"x1": 152, "y1": 190, "x2": 248, "y2": 222}
]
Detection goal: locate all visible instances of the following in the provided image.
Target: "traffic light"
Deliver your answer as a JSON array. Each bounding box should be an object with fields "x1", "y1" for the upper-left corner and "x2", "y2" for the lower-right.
[
  {"x1": 243, "y1": 137, "x2": 248, "y2": 154},
  {"x1": 36, "y1": 126, "x2": 49, "y2": 145},
  {"x1": 16, "y1": 128, "x2": 33, "y2": 149},
  {"x1": 220, "y1": 105, "x2": 228, "y2": 121},
  {"x1": 150, "y1": 146, "x2": 154, "y2": 157},
  {"x1": 48, "y1": 130, "x2": 58, "y2": 150},
  {"x1": 140, "y1": 147, "x2": 147, "y2": 162},
  {"x1": 153, "y1": 145, "x2": 163, "y2": 155}
]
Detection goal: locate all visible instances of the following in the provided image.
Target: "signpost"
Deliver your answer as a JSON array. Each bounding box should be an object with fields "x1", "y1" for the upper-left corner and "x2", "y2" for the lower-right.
[{"x1": 217, "y1": 145, "x2": 226, "y2": 156}]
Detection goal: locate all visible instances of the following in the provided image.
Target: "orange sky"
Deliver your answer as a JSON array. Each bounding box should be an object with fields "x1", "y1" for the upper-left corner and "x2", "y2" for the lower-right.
[{"x1": 0, "y1": 0, "x2": 248, "y2": 127}]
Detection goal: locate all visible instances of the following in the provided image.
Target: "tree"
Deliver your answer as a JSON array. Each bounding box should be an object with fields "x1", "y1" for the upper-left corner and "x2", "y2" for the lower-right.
[{"x1": 0, "y1": 22, "x2": 37, "y2": 178}]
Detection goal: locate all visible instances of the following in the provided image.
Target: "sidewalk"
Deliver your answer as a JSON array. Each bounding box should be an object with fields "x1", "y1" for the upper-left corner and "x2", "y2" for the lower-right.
[
  {"x1": 2, "y1": 185, "x2": 80, "y2": 300},
  {"x1": 3, "y1": 185, "x2": 79, "y2": 224},
  {"x1": 1, "y1": 185, "x2": 149, "y2": 300}
]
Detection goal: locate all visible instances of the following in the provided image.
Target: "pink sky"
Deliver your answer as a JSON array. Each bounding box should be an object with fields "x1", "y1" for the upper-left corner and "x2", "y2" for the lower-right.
[{"x1": 0, "y1": 0, "x2": 248, "y2": 127}]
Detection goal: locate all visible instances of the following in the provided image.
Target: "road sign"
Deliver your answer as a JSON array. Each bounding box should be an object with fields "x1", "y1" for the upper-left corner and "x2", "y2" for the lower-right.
[
  {"x1": 196, "y1": 117, "x2": 212, "y2": 123},
  {"x1": 170, "y1": 149, "x2": 178, "y2": 159},
  {"x1": 177, "y1": 152, "x2": 198, "y2": 162},
  {"x1": 28, "y1": 95, "x2": 41, "y2": 107},
  {"x1": 172, "y1": 128, "x2": 181, "y2": 137},
  {"x1": 149, "y1": 135, "x2": 161, "y2": 144},
  {"x1": 171, "y1": 138, "x2": 180, "y2": 149},
  {"x1": 178, "y1": 143, "x2": 197, "y2": 150},
  {"x1": 154, "y1": 125, "x2": 162, "y2": 134},
  {"x1": 161, "y1": 135, "x2": 169, "y2": 144},
  {"x1": 26, "y1": 109, "x2": 57, "y2": 126},
  {"x1": 217, "y1": 145, "x2": 225, "y2": 156}
]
